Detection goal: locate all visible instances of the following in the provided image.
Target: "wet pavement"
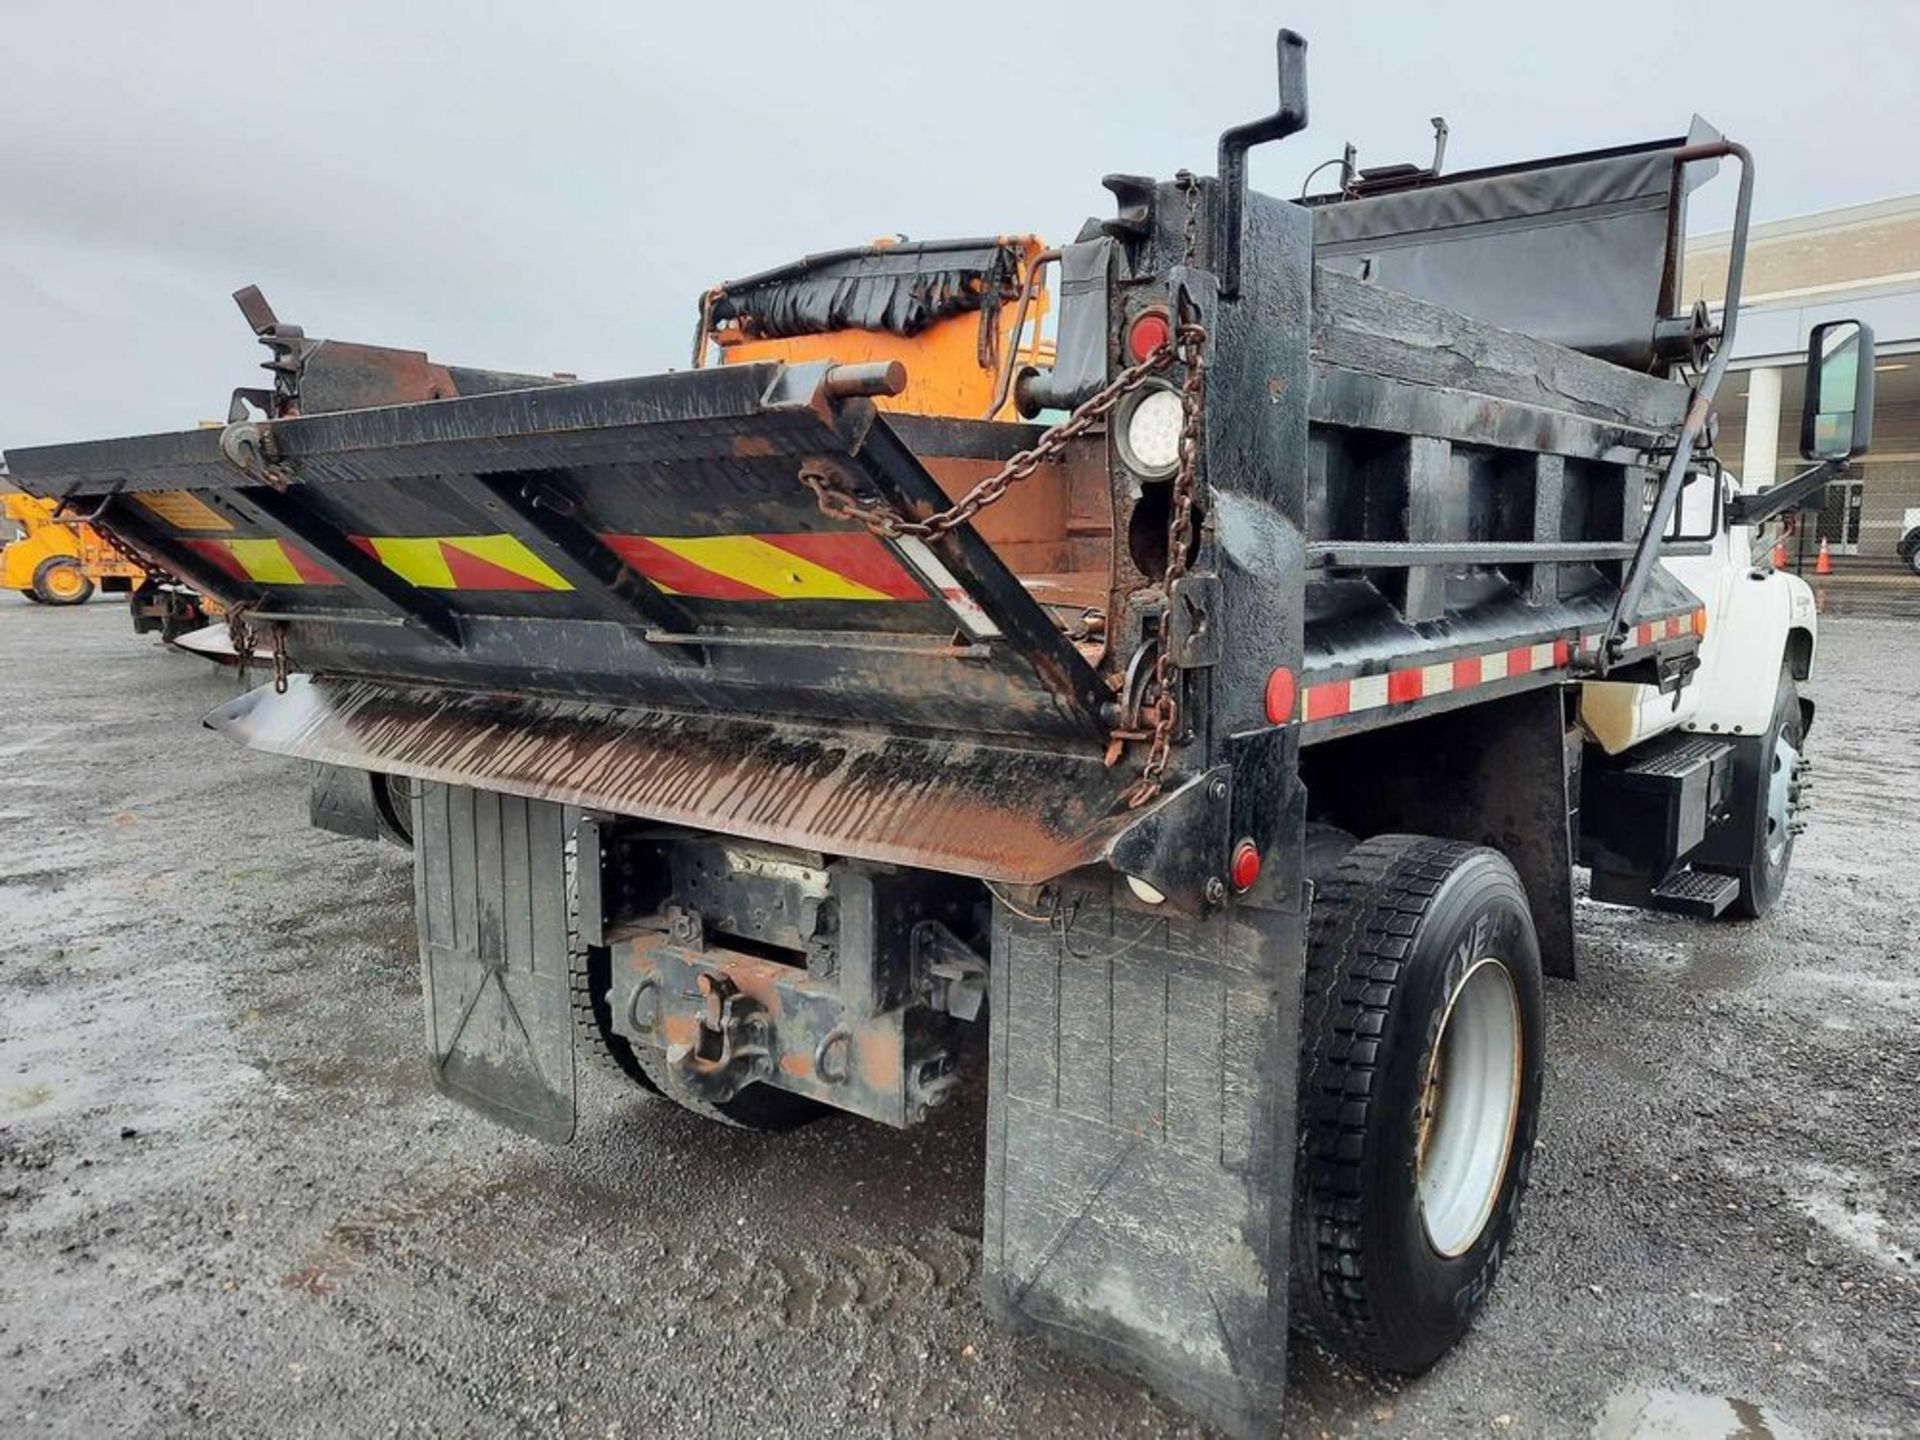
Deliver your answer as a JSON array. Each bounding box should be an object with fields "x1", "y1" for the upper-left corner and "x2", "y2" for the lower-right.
[{"x1": 1, "y1": 593, "x2": 1916, "y2": 1438}]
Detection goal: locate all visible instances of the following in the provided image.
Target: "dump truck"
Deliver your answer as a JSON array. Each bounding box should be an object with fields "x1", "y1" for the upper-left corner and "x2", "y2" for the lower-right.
[{"x1": 5, "y1": 31, "x2": 1877, "y2": 1436}]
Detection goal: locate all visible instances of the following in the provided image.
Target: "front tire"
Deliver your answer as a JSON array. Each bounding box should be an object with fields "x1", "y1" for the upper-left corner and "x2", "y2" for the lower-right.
[
  {"x1": 32, "y1": 557, "x2": 93, "y2": 605},
  {"x1": 1292, "y1": 835, "x2": 1545, "y2": 1373},
  {"x1": 1899, "y1": 527, "x2": 1920, "y2": 577},
  {"x1": 1722, "y1": 661, "x2": 1804, "y2": 919}
]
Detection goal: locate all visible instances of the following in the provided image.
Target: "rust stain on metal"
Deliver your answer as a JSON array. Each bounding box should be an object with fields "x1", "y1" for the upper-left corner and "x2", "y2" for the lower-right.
[
  {"x1": 210, "y1": 677, "x2": 1155, "y2": 884},
  {"x1": 857, "y1": 1033, "x2": 902, "y2": 1093}
]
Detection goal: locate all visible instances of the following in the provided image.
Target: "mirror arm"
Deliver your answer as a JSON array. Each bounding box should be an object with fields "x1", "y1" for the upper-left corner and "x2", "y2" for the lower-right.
[
  {"x1": 1595, "y1": 140, "x2": 1753, "y2": 673},
  {"x1": 1725, "y1": 459, "x2": 1846, "y2": 530}
]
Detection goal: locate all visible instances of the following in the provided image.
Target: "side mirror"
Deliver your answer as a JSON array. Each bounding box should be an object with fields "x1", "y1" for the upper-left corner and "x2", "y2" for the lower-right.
[{"x1": 1800, "y1": 319, "x2": 1875, "y2": 461}]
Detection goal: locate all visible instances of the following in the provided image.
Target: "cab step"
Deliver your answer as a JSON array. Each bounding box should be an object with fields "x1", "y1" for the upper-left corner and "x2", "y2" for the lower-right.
[{"x1": 1646, "y1": 867, "x2": 1741, "y2": 919}]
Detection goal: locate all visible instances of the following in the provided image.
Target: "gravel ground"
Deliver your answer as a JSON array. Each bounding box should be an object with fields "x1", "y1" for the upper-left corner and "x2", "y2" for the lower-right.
[{"x1": 2, "y1": 592, "x2": 1916, "y2": 1439}]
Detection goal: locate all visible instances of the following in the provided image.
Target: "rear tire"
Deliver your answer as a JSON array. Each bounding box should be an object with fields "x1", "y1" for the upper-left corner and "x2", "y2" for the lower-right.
[
  {"x1": 32, "y1": 557, "x2": 93, "y2": 605},
  {"x1": 627, "y1": 1041, "x2": 827, "y2": 1132},
  {"x1": 19, "y1": 588, "x2": 45, "y2": 603},
  {"x1": 568, "y1": 937, "x2": 666, "y2": 1097},
  {"x1": 1292, "y1": 834, "x2": 1545, "y2": 1373}
]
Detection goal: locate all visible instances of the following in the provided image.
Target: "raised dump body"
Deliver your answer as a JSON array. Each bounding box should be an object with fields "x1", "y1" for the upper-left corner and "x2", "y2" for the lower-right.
[{"x1": 9, "y1": 30, "x2": 1857, "y2": 1438}]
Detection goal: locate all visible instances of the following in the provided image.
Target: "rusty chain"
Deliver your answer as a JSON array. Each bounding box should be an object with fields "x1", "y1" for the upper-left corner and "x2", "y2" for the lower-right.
[
  {"x1": 801, "y1": 173, "x2": 1209, "y2": 808},
  {"x1": 226, "y1": 603, "x2": 291, "y2": 694},
  {"x1": 1123, "y1": 308, "x2": 1207, "y2": 807},
  {"x1": 1117, "y1": 173, "x2": 1208, "y2": 808},
  {"x1": 799, "y1": 342, "x2": 1183, "y2": 542},
  {"x1": 226, "y1": 601, "x2": 256, "y2": 678}
]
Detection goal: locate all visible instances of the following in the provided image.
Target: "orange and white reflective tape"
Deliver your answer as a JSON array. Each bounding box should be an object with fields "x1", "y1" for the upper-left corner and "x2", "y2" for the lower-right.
[{"x1": 1291, "y1": 612, "x2": 1698, "y2": 725}]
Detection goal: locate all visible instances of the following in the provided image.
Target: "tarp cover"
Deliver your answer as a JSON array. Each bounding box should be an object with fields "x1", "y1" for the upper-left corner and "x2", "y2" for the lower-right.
[
  {"x1": 709, "y1": 238, "x2": 1021, "y2": 339},
  {"x1": 1310, "y1": 120, "x2": 1722, "y2": 368}
]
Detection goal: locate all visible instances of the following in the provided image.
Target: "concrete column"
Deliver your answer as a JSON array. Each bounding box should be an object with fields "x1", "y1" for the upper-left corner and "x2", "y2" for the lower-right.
[{"x1": 1741, "y1": 364, "x2": 1783, "y2": 489}]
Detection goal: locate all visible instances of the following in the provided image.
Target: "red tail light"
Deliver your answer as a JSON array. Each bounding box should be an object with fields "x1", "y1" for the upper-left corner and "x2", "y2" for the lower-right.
[
  {"x1": 1230, "y1": 840, "x2": 1262, "y2": 892},
  {"x1": 1125, "y1": 310, "x2": 1171, "y2": 363},
  {"x1": 1264, "y1": 666, "x2": 1297, "y2": 725}
]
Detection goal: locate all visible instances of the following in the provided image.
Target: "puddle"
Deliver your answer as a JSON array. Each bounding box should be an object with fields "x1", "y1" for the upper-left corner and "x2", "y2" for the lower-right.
[
  {"x1": 0, "y1": 1081, "x2": 56, "y2": 1115},
  {"x1": 1680, "y1": 932, "x2": 1767, "y2": 991},
  {"x1": 1596, "y1": 1389, "x2": 1806, "y2": 1439},
  {"x1": 1792, "y1": 1162, "x2": 1917, "y2": 1271}
]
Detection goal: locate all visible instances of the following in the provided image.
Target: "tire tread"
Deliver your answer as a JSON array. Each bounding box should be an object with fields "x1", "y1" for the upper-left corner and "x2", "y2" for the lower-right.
[{"x1": 1294, "y1": 833, "x2": 1494, "y2": 1364}]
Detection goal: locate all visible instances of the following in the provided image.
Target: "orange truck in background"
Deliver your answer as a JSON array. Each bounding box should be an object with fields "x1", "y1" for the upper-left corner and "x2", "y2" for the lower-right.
[{"x1": 2, "y1": 486, "x2": 145, "y2": 604}]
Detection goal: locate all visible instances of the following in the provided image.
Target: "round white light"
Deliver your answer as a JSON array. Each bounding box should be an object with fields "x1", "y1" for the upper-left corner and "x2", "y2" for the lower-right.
[{"x1": 1120, "y1": 386, "x2": 1183, "y2": 477}]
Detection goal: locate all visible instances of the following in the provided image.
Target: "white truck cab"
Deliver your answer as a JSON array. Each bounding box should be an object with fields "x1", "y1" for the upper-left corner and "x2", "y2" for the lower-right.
[
  {"x1": 1578, "y1": 315, "x2": 1874, "y2": 921},
  {"x1": 1582, "y1": 466, "x2": 1818, "y2": 753}
]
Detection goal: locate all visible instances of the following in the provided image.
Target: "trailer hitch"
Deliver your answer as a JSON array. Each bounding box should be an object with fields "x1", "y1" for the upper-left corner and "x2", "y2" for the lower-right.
[{"x1": 664, "y1": 972, "x2": 772, "y2": 1105}]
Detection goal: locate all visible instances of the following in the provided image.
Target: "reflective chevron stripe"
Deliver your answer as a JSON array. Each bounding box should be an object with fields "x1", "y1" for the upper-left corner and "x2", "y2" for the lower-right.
[
  {"x1": 180, "y1": 537, "x2": 336, "y2": 585},
  {"x1": 173, "y1": 529, "x2": 924, "y2": 598},
  {"x1": 1292, "y1": 612, "x2": 1700, "y2": 725},
  {"x1": 601, "y1": 532, "x2": 924, "y2": 601},
  {"x1": 351, "y1": 534, "x2": 571, "y2": 591}
]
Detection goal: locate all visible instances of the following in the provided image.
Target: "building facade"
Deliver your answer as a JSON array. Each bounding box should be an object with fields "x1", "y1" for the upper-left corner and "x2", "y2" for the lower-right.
[{"x1": 1686, "y1": 196, "x2": 1920, "y2": 575}]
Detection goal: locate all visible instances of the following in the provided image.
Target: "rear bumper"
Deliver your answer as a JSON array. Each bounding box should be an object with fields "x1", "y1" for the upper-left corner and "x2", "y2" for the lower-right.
[{"x1": 207, "y1": 675, "x2": 1178, "y2": 887}]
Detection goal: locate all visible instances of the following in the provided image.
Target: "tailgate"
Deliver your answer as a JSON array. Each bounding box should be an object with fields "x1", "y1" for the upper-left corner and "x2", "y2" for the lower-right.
[
  {"x1": 6, "y1": 360, "x2": 1110, "y2": 743},
  {"x1": 6, "y1": 360, "x2": 1162, "y2": 883}
]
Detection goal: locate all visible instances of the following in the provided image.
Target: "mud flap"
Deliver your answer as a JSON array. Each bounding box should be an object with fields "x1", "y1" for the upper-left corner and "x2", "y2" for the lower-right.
[
  {"x1": 412, "y1": 782, "x2": 577, "y2": 1141},
  {"x1": 982, "y1": 877, "x2": 1305, "y2": 1439}
]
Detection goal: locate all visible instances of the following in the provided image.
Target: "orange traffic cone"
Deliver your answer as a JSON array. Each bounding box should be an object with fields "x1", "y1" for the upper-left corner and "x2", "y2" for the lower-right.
[
  {"x1": 1815, "y1": 537, "x2": 1833, "y2": 576},
  {"x1": 1771, "y1": 536, "x2": 1789, "y2": 569}
]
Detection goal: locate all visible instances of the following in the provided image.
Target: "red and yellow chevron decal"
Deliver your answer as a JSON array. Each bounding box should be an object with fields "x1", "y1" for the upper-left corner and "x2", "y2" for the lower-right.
[
  {"x1": 348, "y1": 534, "x2": 571, "y2": 591},
  {"x1": 181, "y1": 536, "x2": 338, "y2": 586},
  {"x1": 171, "y1": 529, "x2": 925, "y2": 601},
  {"x1": 602, "y1": 532, "x2": 923, "y2": 601}
]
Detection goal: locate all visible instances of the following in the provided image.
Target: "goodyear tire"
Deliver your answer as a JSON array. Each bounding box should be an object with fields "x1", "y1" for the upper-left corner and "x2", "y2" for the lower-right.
[
  {"x1": 1721, "y1": 661, "x2": 1804, "y2": 920},
  {"x1": 32, "y1": 557, "x2": 93, "y2": 606},
  {"x1": 1292, "y1": 834, "x2": 1544, "y2": 1373}
]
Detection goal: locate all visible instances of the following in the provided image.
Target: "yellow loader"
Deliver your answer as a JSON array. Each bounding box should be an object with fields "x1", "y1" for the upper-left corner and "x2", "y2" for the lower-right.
[{"x1": 2, "y1": 486, "x2": 145, "y2": 605}]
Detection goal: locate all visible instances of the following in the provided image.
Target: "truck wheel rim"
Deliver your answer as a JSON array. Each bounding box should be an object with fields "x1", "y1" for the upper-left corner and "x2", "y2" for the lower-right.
[
  {"x1": 47, "y1": 567, "x2": 84, "y2": 599},
  {"x1": 1416, "y1": 957, "x2": 1522, "y2": 1258},
  {"x1": 1765, "y1": 734, "x2": 1800, "y2": 868}
]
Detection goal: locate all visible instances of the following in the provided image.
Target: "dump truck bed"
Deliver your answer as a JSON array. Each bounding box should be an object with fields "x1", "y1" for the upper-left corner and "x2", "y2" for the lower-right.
[{"x1": 6, "y1": 257, "x2": 1705, "y2": 891}]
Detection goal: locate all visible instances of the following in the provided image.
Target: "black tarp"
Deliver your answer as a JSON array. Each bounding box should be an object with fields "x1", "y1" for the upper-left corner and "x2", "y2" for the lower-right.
[
  {"x1": 706, "y1": 238, "x2": 1023, "y2": 340},
  {"x1": 1308, "y1": 119, "x2": 1722, "y2": 369}
]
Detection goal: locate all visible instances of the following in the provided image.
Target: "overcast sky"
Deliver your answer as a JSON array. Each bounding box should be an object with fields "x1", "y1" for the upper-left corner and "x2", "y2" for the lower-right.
[{"x1": 2, "y1": 0, "x2": 1913, "y2": 450}]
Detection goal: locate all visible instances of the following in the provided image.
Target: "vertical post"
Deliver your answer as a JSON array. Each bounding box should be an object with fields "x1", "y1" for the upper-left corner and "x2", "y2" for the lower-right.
[
  {"x1": 1401, "y1": 436, "x2": 1451, "y2": 623},
  {"x1": 1529, "y1": 453, "x2": 1567, "y2": 605},
  {"x1": 1742, "y1": 365, "x2": 1783, "y2": 491}
]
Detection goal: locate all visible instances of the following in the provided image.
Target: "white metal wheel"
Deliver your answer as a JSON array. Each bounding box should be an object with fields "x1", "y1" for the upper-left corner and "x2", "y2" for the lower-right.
[
  {"x1": 1765, "y1": 733, "x2": 1801, "y2": 868},
  {"x1": 1416, "y1": 957, "x2": 1523, "y2": 1257}
]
